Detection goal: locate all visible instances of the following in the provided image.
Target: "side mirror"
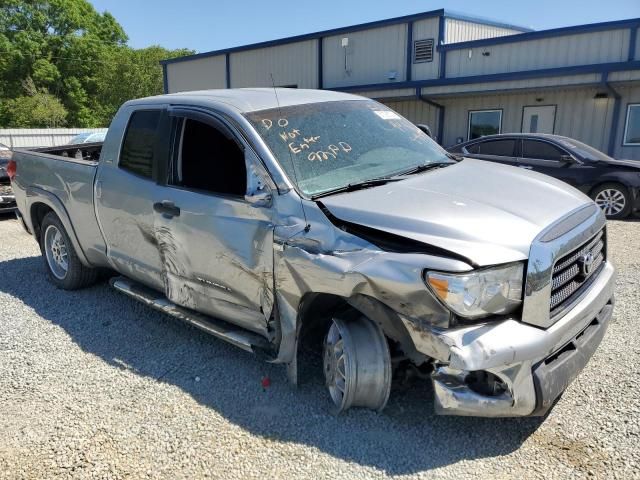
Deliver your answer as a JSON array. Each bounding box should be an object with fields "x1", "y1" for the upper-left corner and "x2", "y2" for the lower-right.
[
  {"x1": 560, "y1": 154, "x2": 578, "y2": 164},
  {"x1": 245, "y1": 152, "x2": 274, "y2": 208}
]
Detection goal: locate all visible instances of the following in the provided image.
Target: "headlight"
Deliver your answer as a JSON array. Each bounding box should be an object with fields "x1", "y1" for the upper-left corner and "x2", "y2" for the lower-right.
[{"x1": 425, "y1": 263, "x2": 524, "y2": 320}]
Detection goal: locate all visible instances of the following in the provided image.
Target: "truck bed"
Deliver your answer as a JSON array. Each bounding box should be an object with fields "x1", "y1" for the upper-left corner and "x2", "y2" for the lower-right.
[
  {"x1": 27, "y1": 141, "x2": 103, "y2": 164},
  {"x1": 11, "y1": 142, "x2": 108, "y2": 266}
]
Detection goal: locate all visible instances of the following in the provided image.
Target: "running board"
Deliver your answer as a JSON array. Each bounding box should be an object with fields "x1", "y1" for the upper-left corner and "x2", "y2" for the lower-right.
[{"x1": 110, "y1": 277, "x2": 272, "y2": 354}]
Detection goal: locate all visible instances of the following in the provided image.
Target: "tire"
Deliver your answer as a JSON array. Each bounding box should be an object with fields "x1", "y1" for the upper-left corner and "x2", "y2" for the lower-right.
[
  {"x1": 322, "y1": 315, "x2": 392, "y2": 413},
  {"x1": 591, "y1": 183, "x2": 632, "y2": 219},
  {"x1": 39, "y1": 212, "x2": 99, "y2": 290}
]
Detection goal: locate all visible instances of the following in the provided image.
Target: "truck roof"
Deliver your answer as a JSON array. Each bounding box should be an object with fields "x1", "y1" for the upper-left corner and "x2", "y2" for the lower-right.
[{"x1": 128, "y1": 88, "x2": 367, "y2": 113}]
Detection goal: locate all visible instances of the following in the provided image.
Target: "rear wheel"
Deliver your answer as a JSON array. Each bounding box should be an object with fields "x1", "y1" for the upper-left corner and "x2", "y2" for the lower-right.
[
  {"x1": 591, "y1": 183, "x2": 631, "y2": 219},
  {"x1": 323, "y1": 315, "x2": 391, "y2": 413},
  {"x1": 40, "y1": 212, "x2": 99, "y2": 289}
]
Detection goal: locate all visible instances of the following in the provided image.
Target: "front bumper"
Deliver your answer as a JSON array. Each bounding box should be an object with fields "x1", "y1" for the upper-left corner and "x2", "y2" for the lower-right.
[
  {"x1": 404, "y1": 261, "x2": 615, "y2": 417},
  {"x1": 0, "y1": 197, "x2": 17, "y2": 213},
  {"x1": 0, "y1": 184, "x2": 16, "y2": 213}
]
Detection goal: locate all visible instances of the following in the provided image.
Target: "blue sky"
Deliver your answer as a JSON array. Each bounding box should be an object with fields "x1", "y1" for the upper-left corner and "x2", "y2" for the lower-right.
[{"x1": 89, "y1": 0, "x2": 640, "y2": 52}]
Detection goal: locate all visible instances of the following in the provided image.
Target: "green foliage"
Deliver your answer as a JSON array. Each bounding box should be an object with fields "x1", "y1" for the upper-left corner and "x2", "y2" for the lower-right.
[
  {"x1": 0, "y1": 0, "x2": 193, "y2": 128},
  {"x1": 0, "y1": 78, "x2": 67, "y2": 127}
]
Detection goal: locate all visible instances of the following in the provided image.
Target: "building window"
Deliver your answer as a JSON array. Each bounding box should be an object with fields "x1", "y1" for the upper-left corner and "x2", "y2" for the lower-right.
[
  {"x1": 468, "y1": 110, "x2": 502, "y2": 140},
  {"x1": 623, "y1": 104, "x2": 640, "y2": 146},
  {"x1": 120, "y1": 110, "x2": 161, "y2": 179},
  {"x1": 413, "y1": 39, "x2": 434, "y2": 63}
]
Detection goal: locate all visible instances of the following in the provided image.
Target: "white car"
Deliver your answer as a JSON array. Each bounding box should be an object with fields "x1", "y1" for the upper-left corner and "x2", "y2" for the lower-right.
[{"x1": 68, "y1": 132, "x2": 107, "y2": 145}]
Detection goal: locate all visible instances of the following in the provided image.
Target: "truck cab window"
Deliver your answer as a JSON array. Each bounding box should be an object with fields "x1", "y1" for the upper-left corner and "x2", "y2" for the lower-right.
[
  {"x1": 172, "y1": 118, "x2": 246, "y2": 196},
  {"x1": 120, "y1": 110, "x2": 161, "y2": 178}
]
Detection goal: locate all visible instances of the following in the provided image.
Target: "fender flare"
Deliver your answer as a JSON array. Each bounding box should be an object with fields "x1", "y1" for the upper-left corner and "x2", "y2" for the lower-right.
[{"x1": 26, "y1": 186, "x2": 92, "y2": 267}]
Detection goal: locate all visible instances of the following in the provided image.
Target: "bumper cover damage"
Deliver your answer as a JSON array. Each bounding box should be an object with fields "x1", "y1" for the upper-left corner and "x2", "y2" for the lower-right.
[{"x1": 424, "y1": 262, "x2": 615, "y2": 417}]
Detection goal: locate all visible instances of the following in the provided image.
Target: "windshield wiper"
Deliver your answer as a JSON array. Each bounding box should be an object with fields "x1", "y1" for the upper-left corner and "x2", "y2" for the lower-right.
[
  {"x1": 311, "y1": 176, "x2": 404, "y2": 199},
  {"x1": 391, "y1": 161, "x2": 454, "y2": 178}
]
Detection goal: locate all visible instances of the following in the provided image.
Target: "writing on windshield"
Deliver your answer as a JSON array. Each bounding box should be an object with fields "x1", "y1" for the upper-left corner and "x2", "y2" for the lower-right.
[
  {"x1": 260, "y1": 117, "x2": 353, "y2": 162},
  {"x1": 246, "y1": 100, "x2": 450, "y2": 197}
]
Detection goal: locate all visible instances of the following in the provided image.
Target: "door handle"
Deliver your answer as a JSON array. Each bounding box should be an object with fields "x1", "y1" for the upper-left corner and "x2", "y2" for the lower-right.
[
  {"x1": 518, "y1": 165, "x2": 533, "y2": 169},
  {"x1": 153, "y1": 200, "x2": 181, "y2": 217}
]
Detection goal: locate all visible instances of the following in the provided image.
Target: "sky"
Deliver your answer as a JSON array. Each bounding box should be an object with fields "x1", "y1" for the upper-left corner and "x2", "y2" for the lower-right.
[{"x1": 89, "y1": 0, "x2": 640, "y2": 52}]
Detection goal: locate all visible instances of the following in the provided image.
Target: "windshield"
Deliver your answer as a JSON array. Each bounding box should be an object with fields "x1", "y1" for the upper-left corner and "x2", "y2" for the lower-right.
[
  {"x1": 245, "y1": 100, "x2": 452, "y2": 197},
  {"x1": 556, "y1": 138, "x2": 613, "y2": 162}
]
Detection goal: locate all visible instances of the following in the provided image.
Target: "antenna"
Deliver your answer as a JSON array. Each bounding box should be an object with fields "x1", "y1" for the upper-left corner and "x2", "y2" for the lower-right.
[{"x1": 270, "y1": 73, "x2": 310, "y2": 232}]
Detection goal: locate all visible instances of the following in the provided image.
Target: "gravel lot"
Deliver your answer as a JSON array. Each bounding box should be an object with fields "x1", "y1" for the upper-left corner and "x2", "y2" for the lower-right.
[{"x1": 0, "y1": 213, "x2": 639, "y2": 479}]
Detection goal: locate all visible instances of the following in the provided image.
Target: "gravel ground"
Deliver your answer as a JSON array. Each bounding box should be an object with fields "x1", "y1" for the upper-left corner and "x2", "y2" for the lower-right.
[{"x1": 0, "y1": 213, "x2": 639, "y2": 479}]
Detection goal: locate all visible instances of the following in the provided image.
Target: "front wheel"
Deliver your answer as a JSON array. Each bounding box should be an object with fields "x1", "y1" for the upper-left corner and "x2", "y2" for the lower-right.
[
  {"x1": 40, "y1": 212, "x2": 99, "y2": 290},
  {"x1": 591, "y1": 183, "x2": 631, "y2": 219},
  {"x1": 323, "y1": 315, "x2": 392, "y2": 413}
]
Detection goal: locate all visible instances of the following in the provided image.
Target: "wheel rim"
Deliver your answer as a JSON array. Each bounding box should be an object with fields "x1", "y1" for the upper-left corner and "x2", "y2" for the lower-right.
[
  {"x1": 594, "y1": 189, "x2": 626, "y2": 216},
  {"x1": 44, "y1": 225, "x2": 69, "y2": 279},
  {"x1": 324, "y1": 321, "x2": 351, "y2": 409},
  {"x1": 323, "y1": 317, "x2": 391, "y2": 413}
]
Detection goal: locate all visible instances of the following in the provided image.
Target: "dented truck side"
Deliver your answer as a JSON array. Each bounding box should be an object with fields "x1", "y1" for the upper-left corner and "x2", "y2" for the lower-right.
[{"x1": 10, "y1": 89, "x2": 615, "y2": 417}]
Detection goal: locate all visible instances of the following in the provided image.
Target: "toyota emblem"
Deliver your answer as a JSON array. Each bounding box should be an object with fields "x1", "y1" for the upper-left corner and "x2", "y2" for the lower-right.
[{"x1": 578, "y1": 252, "x2": 595, "y2": 278}]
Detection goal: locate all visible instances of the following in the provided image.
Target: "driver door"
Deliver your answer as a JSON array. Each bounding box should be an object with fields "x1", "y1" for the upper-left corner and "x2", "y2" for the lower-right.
[
  {"x1": 152, "y1": 108, "x2": 275, "y2": 336},
  {"x1": 517, "y1": 139, "x2": 591, "y2": 190}
]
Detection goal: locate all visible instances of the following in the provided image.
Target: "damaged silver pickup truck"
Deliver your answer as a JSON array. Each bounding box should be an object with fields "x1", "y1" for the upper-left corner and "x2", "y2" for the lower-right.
[{"x1": 10, "y1": 89, "x2": 615, "y2": 416}]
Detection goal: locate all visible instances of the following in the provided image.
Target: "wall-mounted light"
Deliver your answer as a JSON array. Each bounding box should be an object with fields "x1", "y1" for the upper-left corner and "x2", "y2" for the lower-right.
[
  {"x1": 387, "y1": 70, "x2": 397, "y2": 80},
  {"x1": 341, "y1": 37, "x2": 351, "y2": 75},
  {"x1": 482, "y1": 51, "x2": 491, "y2": 57},
  {"x1": 594, "y1": 92, "x2": 609, "y2": 100},
  {"x1": 536, "y1": 97, "x2": 544, "y2": 103}
]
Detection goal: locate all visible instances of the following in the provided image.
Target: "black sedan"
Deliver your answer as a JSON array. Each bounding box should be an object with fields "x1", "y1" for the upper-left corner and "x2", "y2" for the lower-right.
[{"x1": 448, "y1": 134, "x2": 640, "y2": 219}]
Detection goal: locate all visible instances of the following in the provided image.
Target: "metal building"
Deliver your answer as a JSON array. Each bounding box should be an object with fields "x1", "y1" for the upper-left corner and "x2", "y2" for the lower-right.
[{"x1": 161, "y1": 9, "x2": 640, "y2": 159}]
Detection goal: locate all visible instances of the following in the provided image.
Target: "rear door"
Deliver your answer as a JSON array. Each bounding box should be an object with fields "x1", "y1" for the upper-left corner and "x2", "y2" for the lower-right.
[
  {"x1": 95, "y1": 106, "x2": 167, "y2": 290},
  {"x1": 151, "y1": 107, "x2": 275, "y2": 336},
  {"x1": 517, "y1": 139, "x2": 591, "y2": 189},
  {"x1": 462, "y1": 138, "x2": 519, "y2": 166}
]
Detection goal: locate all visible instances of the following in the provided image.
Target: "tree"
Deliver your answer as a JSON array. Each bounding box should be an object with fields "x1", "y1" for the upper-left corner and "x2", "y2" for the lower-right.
[
  {"x1": 91, "y1": 45, "x2": 193, "y2": 126},
  {"x1": 0, "y1": 1, "x2": 193, "y2": 128},
  {"x1": 0, "y1": 77, "x2": 67, "y2": 127}
]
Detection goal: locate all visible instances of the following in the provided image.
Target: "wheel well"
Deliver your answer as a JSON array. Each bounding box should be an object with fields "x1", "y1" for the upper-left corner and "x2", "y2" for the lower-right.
[
  {"x1": 297, "y1": 293, "x2": 351, "y2": 355},
  {"x1": 296, "y1": 292, "x2": 421, "y2": 361},
  {"x1": 30, "y1": 202, "x2": 54, "y2": 243}
]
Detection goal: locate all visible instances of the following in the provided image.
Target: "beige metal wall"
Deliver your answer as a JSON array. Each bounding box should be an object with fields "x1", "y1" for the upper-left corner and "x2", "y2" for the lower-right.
[
  {"x1": 380, "y1": 99, "x2": 440, "y2": 133},
  {"x1": 422, "y1": 73, "x2": 602, "y2": 96},
  {"x1": 613, "y1": 84, "x2": 640, "y2": 160},
  {"x1": 445, "y1": 18, "x2": 523, "y2": 44},
  {"x1": 445, "y1": 28, "x2": 631, "y2": 78},
  {"x1": 166, "y1": 55, "x2": 227, "y2": 93},
  {"x1": 438, "y1": 87, "x2": 616, "y2": 151},
  {"x1": 229, "y1": 40, "x2": 318, "y2": 88},
  {"x1": 412, "y1": 17, "x2": 441, "y2": 81},
  {"x1": 323, "y1": 24, "x2": 407, "y2": 88}
]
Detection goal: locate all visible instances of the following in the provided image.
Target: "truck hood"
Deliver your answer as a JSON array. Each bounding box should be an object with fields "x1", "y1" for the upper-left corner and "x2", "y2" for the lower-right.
[{"x1": 320, "y1": 159, "x2": 593, "y2": 266}]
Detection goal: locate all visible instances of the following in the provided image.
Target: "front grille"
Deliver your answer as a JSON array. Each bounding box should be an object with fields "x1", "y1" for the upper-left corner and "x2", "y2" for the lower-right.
[{"x1": 550, "y1": 229, "x2": 605, "y2": 315}]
